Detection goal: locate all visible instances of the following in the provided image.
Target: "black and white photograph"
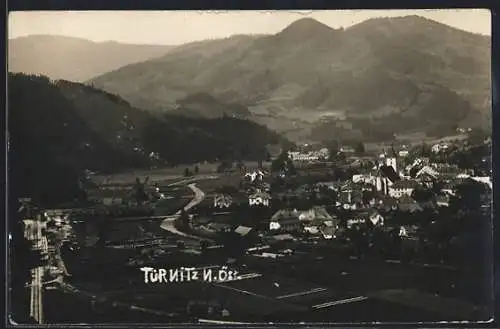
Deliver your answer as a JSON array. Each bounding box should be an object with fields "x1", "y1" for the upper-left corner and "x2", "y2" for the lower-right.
[{"x1": 7, "y1": 9, "x2": 493, "y2": 325}]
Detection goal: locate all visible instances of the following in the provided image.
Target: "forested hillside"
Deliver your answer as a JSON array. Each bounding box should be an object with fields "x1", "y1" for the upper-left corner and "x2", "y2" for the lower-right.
[{"x1": 8, "y1": 73, "x2": 290, "y2": 206}]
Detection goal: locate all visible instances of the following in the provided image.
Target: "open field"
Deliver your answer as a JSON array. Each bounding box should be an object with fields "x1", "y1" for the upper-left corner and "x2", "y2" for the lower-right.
[
  {"x1": 363, "y1": 133, "x2": 470, "y2": 153},
  {"x1": 93, "y1": 161, "x2": 272, "y2": 185},
  {"x1": 194, "y1": 174, "x2": 242, "y2": 193}
]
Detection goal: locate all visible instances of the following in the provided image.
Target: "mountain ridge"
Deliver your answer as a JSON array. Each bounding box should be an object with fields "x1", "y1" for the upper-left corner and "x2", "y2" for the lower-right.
[
  {"x1": 87, "y1": 15, "x2": 490, "y2": 142},
  {"x1": 8, "y1": 35, "x2": 176, "y2": 82}
]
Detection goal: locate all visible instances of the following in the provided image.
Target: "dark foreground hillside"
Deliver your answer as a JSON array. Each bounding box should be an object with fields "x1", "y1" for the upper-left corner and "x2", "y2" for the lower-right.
[{"x1": 8, "y1": 73, "x2": 289, "y2": 207}]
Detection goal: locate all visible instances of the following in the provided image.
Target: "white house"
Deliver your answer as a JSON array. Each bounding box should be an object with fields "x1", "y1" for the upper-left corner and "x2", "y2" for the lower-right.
[
  {"x1": 249, "y1": 191, "x2": 271, "y2": 207},
  {"x1": 398, "y1": 150, "x2": 409, "y2": 157},
  {"x1": 318, "y1": 148, "x2": 330, "y2": 159},
  {"x1": 431, "y1": 143, "x2": 449, "y2": 153},
  {"x1": 319, "y1": 226, "x2": 336, "y2": 240},
  {"x1": 288, "y1": 151, "x2": 320, "y2": 162},
  {"x1": 214, "y1": 194, "x2": 233, "y2": 208},
  {"x1": 470, "y1": 176, "x2": 492, "y2": 190},
  {"x1": 440, "y1": 184, "x2": 456, "y2": 196},
  {"x1": 340, "y1": 146, "x2": 356, "y2": 154},
  {"x1": 375, "y1": 176, "x2": 392, "y2": 195},
  {"x1": 368, "y1": 211, "x2": 384, "y2": 226},
  {"x1": 416, "y1": 166, "x2": 439, "y2": 180},
  {"x1": 304, "y1": 226, "x2": 320, "y2": 234},
  {"x1": 405, "y1": 157, "x2": 430, "y2": 175},
  {"x1": 298, "y1": 206, "x2": 332, "y2": 222},
  {"x1": 269, "y1": 221, "x2": 281, "y2": 231},
  {"x1": 388, "y1": 180, "x2": 419, "y2": 198},
  {"x1": 385, "y1": 157, "x2": 398, "y2": 173},
  {"x1": 352, "y1": 174, "x2": 378, "y2": 185},
  {"x1": 245, "y1": 170, "x2": 266, "y2": 183},
  {"x1": 346, "y1": 218, "x2": 366, "y2": 228},
  {"x1": 436, "y1": 195, "x2": 450, "y2": 207}
]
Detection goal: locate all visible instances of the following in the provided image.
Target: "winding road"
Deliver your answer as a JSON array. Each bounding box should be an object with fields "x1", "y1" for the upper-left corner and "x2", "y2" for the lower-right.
[{"x1": 159, "y1": 183, "x2": 206, "y2": 240}]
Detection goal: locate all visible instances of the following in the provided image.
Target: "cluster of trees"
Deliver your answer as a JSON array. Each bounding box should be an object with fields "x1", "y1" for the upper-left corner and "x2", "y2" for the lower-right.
[
  {"x1": 328, "y1": 175, "x2": 491, "y2": 267},
  {"x1": 323, "y1": 140, "x2": 364, "y2": 158},
  {"x1": 175, "y1": 209, "x2": 192, "y2": 233},
  {"x1": 400, "y1": 180, "x2": 489, "y2": 263},
  {"x1": 184, "y1": 165, "x2": 199, "y2": 177},
  {"x1": 270, "y1": 150, "x2": 296, "y2": 174},
  {"x1": 9, "y1": 73, "x2": 108, "y2": 208},
  {"x1": 449, "y1": 144, "x2": 490, "y2": 175},
  {"x1": 142, "y1": 115, "x2": 288, "y2": 166}
]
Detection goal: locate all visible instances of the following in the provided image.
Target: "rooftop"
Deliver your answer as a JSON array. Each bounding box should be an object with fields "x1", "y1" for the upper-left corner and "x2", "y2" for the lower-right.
[
  {"x1": 391, "y1": 180, "x2": 420, "y2": 189},
  {"x1": 271, "y1": 234, "x2": 295, "y2": 241},
  {"x1": 249, "y1": 191, "x2": 271, "y2": 199},
  {"x1": 235, "y1": 226, "x2": 253, "y2": 236},
  {"x1": 271, "y1": 209, "x2": 300, "y2": 221}
]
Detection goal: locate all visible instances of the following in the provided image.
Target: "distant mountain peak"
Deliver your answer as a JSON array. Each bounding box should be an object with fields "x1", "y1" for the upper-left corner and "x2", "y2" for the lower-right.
[
  {"x1": 349, "y1": 14, "x2": 485, "y2": 37},
  {"x1": 278, "y1": 17, "x2": 334, "y2": 37}
]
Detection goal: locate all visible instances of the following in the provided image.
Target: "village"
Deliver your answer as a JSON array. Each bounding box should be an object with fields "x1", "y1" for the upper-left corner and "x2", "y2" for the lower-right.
[
  {"x1": 170, "y1": 134, "x2": 493, "y2": 266},
  {"x1": 16, "y1": 130, "x2": 492, "y2": 324}
]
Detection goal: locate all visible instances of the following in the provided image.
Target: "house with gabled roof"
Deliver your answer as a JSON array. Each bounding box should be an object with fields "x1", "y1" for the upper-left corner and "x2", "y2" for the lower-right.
[
  {"x1": 436, "y1": 194, "x2": 450, "y2": 208},
  {"x1": 301, "y1": 207, "x2": 339, "y2": 235},
  {"x1": 375, "y1": 195, "x2": 398, "y2": 212},
  {"x1": 348, "y1": 209, "x2": 385, "y2": 228},
  {"x1": 416, "y1": 165, "x2": 439, "y2": 180},
  {"x1": 440, "y1": 182, "x2": 456, "y2": 196},
  {"x1": 234, "y1": 225, "x2": 253, "y2": 237},
  {"x1": 319, "y1": 225, "x2": 337, "y2": 239},
  {"x1": 248, "y1": 190, "x2": 271, "y2": 207},
  {"x1": 388, "y1": 180, "x2": 420, "y2": 198},
  {"x1": 344, "y1": 210, "x2": 370, "y2": 228},
  {"x1": 214, "y1": 193, "x2": 233, "y2": 208},
  {"x1": 269, "y1": 209, "x2": 303, "y2": 232},
  {"x1": 244, "y1": 170, "x2": 267, "y2": 183},
  {"x1": 397, "y1": 195, "x2": 423, "y2": 213},
  {"x1": 298, "y1": 206, "x2": 332, "y2": 222},
  {"x1": 433, "y1": 163, "x2": 463, "y2": 179},
  {"x1": 317, "y1": 181, "x2": 347, "y2": 192},
  {"x1": 338, "y1": 188, "x2": 364, "y2": 210},
  {"x1": 367, "y1": 210, "x2": 385, "y2": 227}
]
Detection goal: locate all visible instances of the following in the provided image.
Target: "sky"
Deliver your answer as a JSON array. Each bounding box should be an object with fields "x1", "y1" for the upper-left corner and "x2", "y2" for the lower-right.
[{"x1": 9, "y1": 9, "x2": 491, "y2": 45}]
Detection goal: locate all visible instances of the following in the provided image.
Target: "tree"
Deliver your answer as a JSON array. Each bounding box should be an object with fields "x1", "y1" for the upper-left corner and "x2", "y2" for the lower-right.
[
  {"x1": 217, "y1": 161, "x2": 232, "y2": 174},
  {"x1": 420, "y1": 143, "x2": 432, "y2": 157},
  {"x1": 354, "y1": 141, "x2": 365, "y2": 154},
  {"x1": 321, "y1": 187, "x2": 338, "y2": 205},
  {"x1": 179, "y1": 209, "x2": 190, "y2": 231},
  {"x1": 362, "y1": 189, "x2": 375, "y2": 205},
  {"x1": 132, "y1": 177, "x2": 149, "y2": 205},
  {"x1": 451, "y1": 180, "x2": 488, "y2": 211},
  {"x1": 326, "y1": 140, "x2": 340, "y2": 157},
  {"x1": 200, "y1": 240, "x2": 209, "y2": 253},
  {"x1": 468, "y1": 129, "x2": 488, "y2": 146},
  {"x1": 221, "y1": 231, "x2": 246, "y2": 259},
  {"x1": 411, "y1": 186, "x2": 434, "y2": 203},
  {"x1": 431, "y1": 180, "x2": 445, "y2": 194},
  {"x1": 271, "y1": 150, "x2": 289, "y2": 173},
  {"x1": 310, "y1": 190, "x2": 318, "y2": 205}
]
